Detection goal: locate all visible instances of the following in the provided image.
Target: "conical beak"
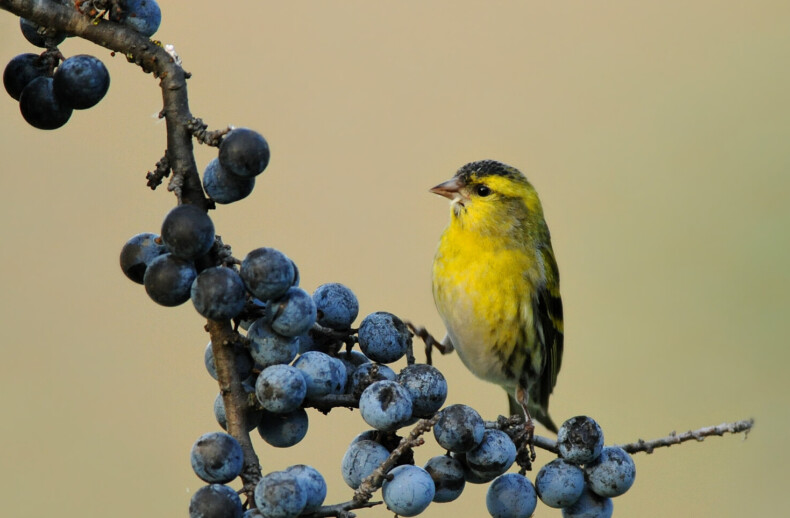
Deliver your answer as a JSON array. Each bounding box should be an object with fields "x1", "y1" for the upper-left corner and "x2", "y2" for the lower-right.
[{"x1": 430, "y1": 176, "x2": 465, "y2": 200}]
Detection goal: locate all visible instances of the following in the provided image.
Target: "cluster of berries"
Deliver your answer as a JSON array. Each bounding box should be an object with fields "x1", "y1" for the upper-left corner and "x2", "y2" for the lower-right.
[{"x1": 3, "y1": 1, "x2": 162, "y2": 129}]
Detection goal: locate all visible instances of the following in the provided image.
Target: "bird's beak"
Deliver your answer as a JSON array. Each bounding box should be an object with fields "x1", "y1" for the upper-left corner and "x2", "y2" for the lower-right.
[{"x1": 430, "y1": 176, "x2": 466, "y2": 201}]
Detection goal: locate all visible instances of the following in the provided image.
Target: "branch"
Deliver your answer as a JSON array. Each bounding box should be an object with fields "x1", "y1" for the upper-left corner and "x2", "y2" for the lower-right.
[
  {"x1": 0, "y1": 0, "x2": 209, "y2": 208},
  {"x1": 302, "y1": 500, "x2": 382, "y2": 518},
  {"x1": 615, "y1": 419, "x2": 755, "y2": 454},
  {"x1": 207, "y1": 319, "x2": 261, "y2": 502},
  {"x1": 353, "y1": 415, "x2": 440, "y2": 505},
  {"x1": 304, "y1": 394, "x2": 359, "y2": 413},
  {"x1": 489, "y1": 416, "x2": 754, "y2": 457}
]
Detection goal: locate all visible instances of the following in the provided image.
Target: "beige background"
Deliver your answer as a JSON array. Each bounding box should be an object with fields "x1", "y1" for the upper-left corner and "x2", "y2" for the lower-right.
[{"x1": 1, "y1": 1, "x2": 788, "y2": 517}]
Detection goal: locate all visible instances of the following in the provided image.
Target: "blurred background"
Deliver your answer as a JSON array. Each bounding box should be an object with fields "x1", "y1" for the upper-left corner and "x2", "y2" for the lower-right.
[{"x1": 1, "y1": 1, "x2": 788, "y2": 516}]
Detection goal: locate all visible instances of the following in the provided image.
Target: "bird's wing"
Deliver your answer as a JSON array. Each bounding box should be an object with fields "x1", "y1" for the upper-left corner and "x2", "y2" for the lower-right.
[{"x1": 534, "y1": 243, "x2": 564, "y2": 411}]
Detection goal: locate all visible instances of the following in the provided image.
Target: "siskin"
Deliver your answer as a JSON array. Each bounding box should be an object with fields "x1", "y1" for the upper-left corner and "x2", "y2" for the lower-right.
[{"x1": 431, "y1": 159, "x2": 563, "y2": 433}]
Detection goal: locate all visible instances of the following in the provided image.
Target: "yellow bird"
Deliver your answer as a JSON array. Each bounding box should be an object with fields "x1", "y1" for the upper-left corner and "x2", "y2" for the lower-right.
[{"x1": 431, "y1": 160, "x2": 563, "y2": 434}]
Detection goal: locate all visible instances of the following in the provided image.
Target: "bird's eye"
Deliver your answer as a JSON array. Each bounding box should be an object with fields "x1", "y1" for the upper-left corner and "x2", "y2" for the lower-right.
[{"x1": 476, "y1": 185, "x2": 491, "y2": 197}]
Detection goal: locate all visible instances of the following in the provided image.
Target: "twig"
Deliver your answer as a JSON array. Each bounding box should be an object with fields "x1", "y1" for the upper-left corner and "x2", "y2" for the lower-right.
[
  {"x1": 185, "y1": 117, "x2": 231, "y2": 146},
  {"x1": 145, "y1": 150, "x2": 170, "y2": 189},
  {"x1": 616, "y1": 419, "x2": 755, "y2": 454},
  {"x1": 489, "y1": 416, "x2": 754, "y2": 457},
  {"x1": 301, "y1": 500, "x2": 382, "y2": 518},
  {"x1": 304, "y1": 394, "x2": 359, "y2": 413},
  {"x1": 353, "y1": 415, "x2": 440, "y2": 505}
]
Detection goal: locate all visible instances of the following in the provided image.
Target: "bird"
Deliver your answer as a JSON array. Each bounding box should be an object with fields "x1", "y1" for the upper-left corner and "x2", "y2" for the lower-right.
[{"x1": 430, "y1": 159, "x2": 563, "y2": 436}]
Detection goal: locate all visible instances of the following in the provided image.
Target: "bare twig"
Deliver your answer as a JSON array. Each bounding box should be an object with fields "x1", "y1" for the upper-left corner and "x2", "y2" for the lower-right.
[
  {"x1": 301, "y1": 500, "x2": 383, "y2": 518},
  {"x1": 490, "y1": 416, "x2": 754, "y2": 457},
  {"x1": 616, "y1": 419, "x2": 755, "y2": 454},
  {"x1": 303, "y1": 394, "x2": 359, "y2": 413},
  {"x1": 185, "y1": 117, "x2": 231, "y2": 146},
  {"x1": 353, "y1": 415, "x2": 440, "y2": 505},
  {"x1": 145, "y1": 150, "x2": 170, "y2": 189}
]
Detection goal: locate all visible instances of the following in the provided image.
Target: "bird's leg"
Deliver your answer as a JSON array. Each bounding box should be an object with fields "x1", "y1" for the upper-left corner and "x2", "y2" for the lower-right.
[
  {"x1": 405, "y1": 322, "x2": 454, "y2": 366},
  {"x1": 515, "y1": 385, "x2": 537, "y2": 465}
]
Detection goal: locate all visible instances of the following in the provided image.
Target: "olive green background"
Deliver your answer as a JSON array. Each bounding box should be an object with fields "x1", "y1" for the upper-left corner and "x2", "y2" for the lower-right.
[{"x1": 1, "y1": 2, "x2": 787, "y2": 517}]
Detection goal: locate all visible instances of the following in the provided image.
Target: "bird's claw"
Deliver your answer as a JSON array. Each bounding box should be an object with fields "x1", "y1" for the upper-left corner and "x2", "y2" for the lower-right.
[
  {"x1": 513, "y1": 418, "x2": 537, "y2": 472},
  {"x1": 405, "y1": 322, "x2": 448, "y2": 366}
]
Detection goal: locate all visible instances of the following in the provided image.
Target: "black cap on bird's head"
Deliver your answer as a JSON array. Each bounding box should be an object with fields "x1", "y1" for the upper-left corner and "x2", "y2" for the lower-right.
[
  {"x1": 430, "y1": 160, "x2": 528, "y2": 201},
  {"x1": 454, "y1": 160, "x2": 527, "y2": 184}
]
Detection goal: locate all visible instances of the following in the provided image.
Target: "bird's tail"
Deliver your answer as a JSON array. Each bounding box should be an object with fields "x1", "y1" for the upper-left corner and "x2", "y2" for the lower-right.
[{"x1": 507, "y1": 392, "x2": 558, "y2": 434}]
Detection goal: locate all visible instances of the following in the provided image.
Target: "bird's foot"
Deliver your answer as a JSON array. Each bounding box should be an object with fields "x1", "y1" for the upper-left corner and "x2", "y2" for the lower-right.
[
  {"x1": 405, "y1": 322, "x2": 451, "y2": 366},
  {"x1": 513, "y1": 417, "x2": 537, "y2": 472}
]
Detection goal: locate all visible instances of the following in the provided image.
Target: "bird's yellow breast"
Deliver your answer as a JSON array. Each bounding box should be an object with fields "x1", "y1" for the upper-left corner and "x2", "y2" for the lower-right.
[{"x1": 432, "y1": 220, "x2": 540, "y2": 389}]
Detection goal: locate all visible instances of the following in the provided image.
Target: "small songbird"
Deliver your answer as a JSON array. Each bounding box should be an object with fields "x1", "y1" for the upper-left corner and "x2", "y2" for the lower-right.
[{"x1": 431, "y1": 160, "x2": 563, "y2": 434}]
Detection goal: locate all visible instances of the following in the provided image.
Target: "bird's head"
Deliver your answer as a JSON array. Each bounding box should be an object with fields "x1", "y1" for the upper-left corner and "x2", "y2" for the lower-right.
[{"x1": 431, "y1": 160, "x2": 546, "y2": 238}]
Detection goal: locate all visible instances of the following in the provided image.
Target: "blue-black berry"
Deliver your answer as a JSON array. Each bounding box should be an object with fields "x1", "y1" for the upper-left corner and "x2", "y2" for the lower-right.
[
  {"x1": 240, "y1": 248, "x2": 295, "y2": 301},
  {"x1": 4, "y1": 53, "x2": 49, "y2": 101},
  {"x1": 357, "y1": 311, "x2": 410, "y2": 364},
  {"x1": 190, "y1": 432, "x2": 243, "y2": 484},
  {"x1": 120, "y1": 232, "x2": 167, "y2": 284},
  {"x1": 161, "y1": 204, "x2": 215, "y2": 260},
  {"x1": 143, "y1": 253, "x2": 196, "y2": 306},
  {"x1": 53, "y1": 54, "x2": 110, "y2": 109},
  {"x1": 19, "y1": 76, "x2": 72, "y2": 130},
  {"x1": 557, "y1": 416, "x2": 605, "y2": 465},
  {"x1": 219, "y1": 128, "x2": 270, "y2": 178},
  {"x1": 203, "y1": 158, "x2": 255, "y2": 204},
  {"x1": 189, "y1": 484, "x2": 242, "y2": 518}
]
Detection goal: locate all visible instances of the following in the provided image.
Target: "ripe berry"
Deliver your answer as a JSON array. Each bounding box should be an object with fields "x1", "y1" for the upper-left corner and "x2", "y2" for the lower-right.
[
  {"x1": 312, "y1": 283, "x2": 358, "y2": 329},
  {"x1": 20, "y1": 18, "x2": 66, "y2": 48},
  {"x1": 122, "y1": 0, "x2": 162, "y2": 37},
  {"x1": 584, "y1": 446, "x2": 636, "y2": 498},
  {"x1": 433, "y1": 404, "x2": 485, "y2": 453},
  {"x1": 160, "y1": 204, "x2": 215, "y2": 260},
  {"x1": 219, "y1": 128, "x2": 270, "y2": 178},
  {"x1": 143, "y1": 254, "x2": 196, "y2": 306},
  {"x1": 190, "y1": 266, "x2": 246, "y2": 320},
  {"x1": 240, "y1": 248, "x2": 295, "y2": 301},
  {"x1": 286, "y1": 465, "x2": 327, "y2": 514},
  {"x1": 53, "y1": 54, "x2": 110, "y2": 109},
  {"x1": 190, "y1": 432, "x2": 243, "y2": 484},
  {"x1": 341, "y1": 439, "x2": 389, "y2": 489},
  {"x1": 382, "y1": 465, "x2": 435, "y2": 517},
  {"x1": 536, "y1": 458, "x2": 585, "y2": 508},
  {"x1": 257, "y1": 409, "x2": 309, "y2": 448},
  {"x1": 203, "y1": 158, "x2": 255, "y2": 204},
  {"x1": 486, "y1": 473, "x2": 537, "y2": 518},
  {"x1": 254, "y1": 471, "x2": 306, "y2": 518},
  {"x1": 4, "y1": 53, "x2": 49, "y2": 101},
  {"x1": 358, "y1": 311, "x2": 410, "y2": 364},
  {"x1": 120, "y1": 232, "x2": 167, "y2": 284},
  {"x1": 189, "y1": 484, "x2": 242, "y2": 518},
  {"x1": 19, "y1": 76, "x2": 72, "y2": 130},
  {"x1": 359, "y1": 380, "x2": 413, "y2": 432}
]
